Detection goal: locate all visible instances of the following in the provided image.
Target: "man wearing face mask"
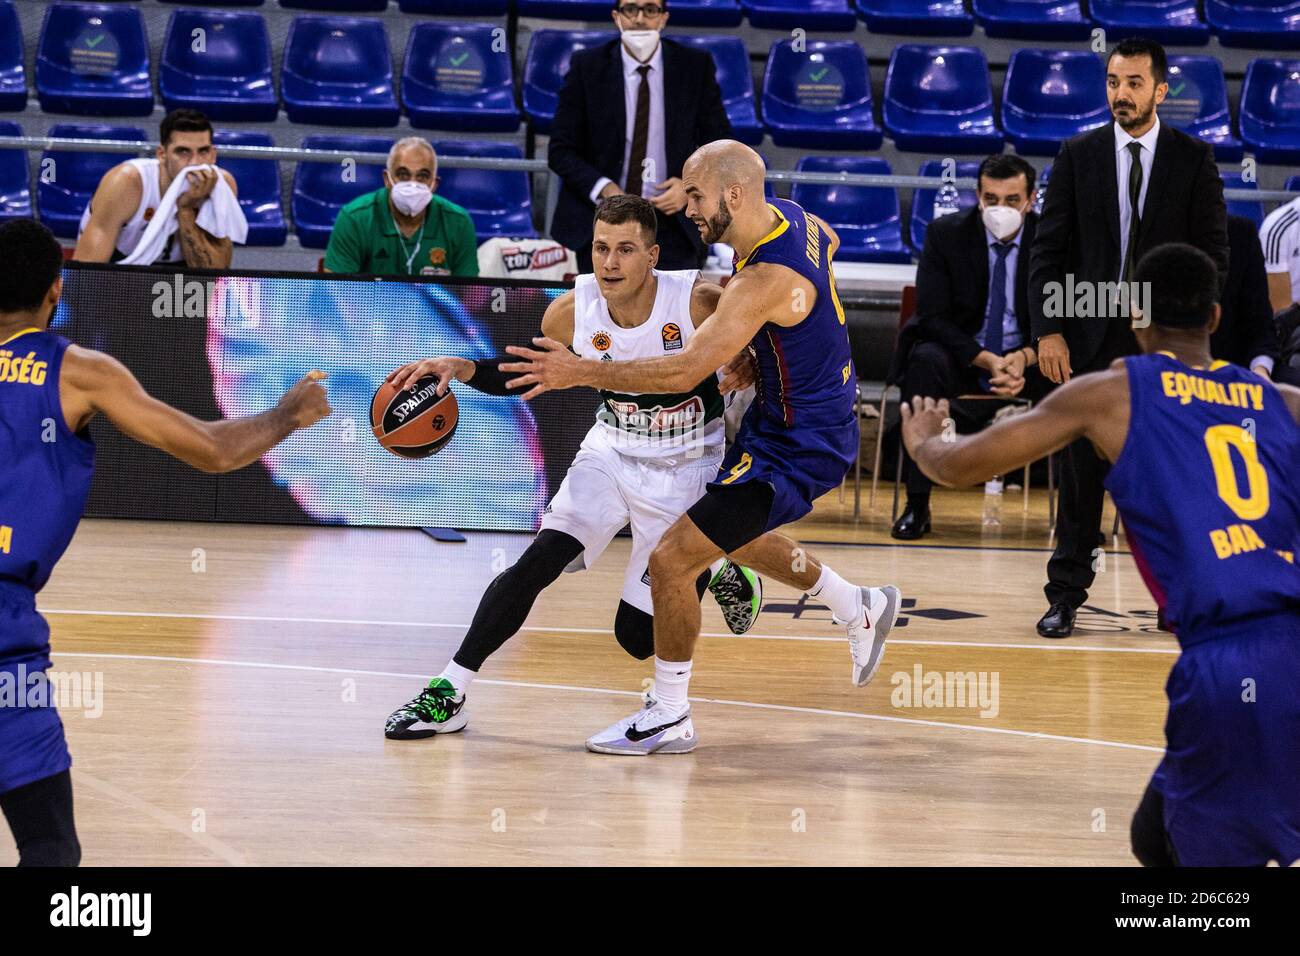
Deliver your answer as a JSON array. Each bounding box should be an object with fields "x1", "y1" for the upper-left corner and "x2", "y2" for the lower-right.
[
  {"x1": 547, "y1": 1, "x2": 732, "y2": 273},
  {"x1": 890, "y1": 154, "x2": 1050, "y2": 540},
  {"x1": 324, "y1": 137, "x2": 478, "y2": 278},
  {"x1": 1027, "y1": 37, "x2": 1228, "y2": 637}
]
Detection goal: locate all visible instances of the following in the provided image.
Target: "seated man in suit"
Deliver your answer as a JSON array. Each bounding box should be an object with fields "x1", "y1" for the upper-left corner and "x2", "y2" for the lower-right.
[
  {"x1": 892, "y1": 154, "x2": 1052, "y2": 540},
  {"x1": 1214, "y1": 213, "x2": 1281, "y2": 379},
  {"x1": 546, "y1": 1, "x2": 732, "y2": 272}
]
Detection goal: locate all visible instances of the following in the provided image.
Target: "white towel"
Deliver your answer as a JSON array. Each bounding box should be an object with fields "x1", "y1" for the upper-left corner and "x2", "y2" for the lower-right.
[{"x1": 118, "y1": 163, "x2": 248, "y2": 266}]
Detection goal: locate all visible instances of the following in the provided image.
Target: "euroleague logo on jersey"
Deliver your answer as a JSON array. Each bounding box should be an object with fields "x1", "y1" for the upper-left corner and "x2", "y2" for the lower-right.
[
  {"x1": 591, "y1": 331, "x2": 612, "y2": 352},
  {"x1": 661, "y1": 323, "x2": 683, "y2": 351}
]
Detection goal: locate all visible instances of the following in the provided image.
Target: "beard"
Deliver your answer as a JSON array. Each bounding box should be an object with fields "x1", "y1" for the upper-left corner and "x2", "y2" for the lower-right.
[
  {"x1": 1112, "y1": 95, "x2": 1155, "y2": 131},
  {"x1": 700, "y1": 195, "x2": 733, "y2": 245}
]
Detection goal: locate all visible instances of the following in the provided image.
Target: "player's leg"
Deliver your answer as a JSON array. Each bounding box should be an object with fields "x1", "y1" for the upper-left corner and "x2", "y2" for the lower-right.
[
  {"x1": 1129, "y1": 777, "x2": 1177, "y2": 867},
  {"x1": 385, "y1": 449, "x2": 629, "y2": 740},
  {"x1": 0, "y1": 770, "x2": 80, "y2": 867}
]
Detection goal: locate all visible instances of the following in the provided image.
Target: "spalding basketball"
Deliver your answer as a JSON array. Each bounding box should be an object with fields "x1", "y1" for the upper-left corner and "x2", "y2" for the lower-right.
[{"x1": 371, "y1": 375, "x2": 458, "y2": 459}]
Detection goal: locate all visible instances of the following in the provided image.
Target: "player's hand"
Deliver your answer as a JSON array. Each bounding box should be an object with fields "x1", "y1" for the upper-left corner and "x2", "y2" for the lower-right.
[
  {"x1": 279, "y1": 370, "x2": 332, "y2": 428},
  {"x1": 900, "y1": 395, "x2": 951, "y2": 458},
  {"x1": 718, "y1": 348, "x2": 757, "y2": 394},
  {"x1": 387, "y1": 357, "x2": 474, "y2": 395},
  {"x1": 650, "y1": 177, "x2": 688, "y2": 216},
  {"x1": 1037, "y1": 334, "x2": 1071, "y2": 384},
  {"x1": 1252, "y1": 363, "x2": 1273, "y2": 381},
  {"x1": 501, "y1": 337, "x2": 586, "y2": 400},
  {"x1": 177, "y1": 166, "x2": 219, "y2": 210}
]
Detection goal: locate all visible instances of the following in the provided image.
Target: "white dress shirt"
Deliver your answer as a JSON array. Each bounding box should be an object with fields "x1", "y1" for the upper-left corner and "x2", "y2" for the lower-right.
[
  {"x1": 1115, "y1": 115, "x2": 1160, "y2": 278},
  {"x1": 589, "y1": 41, "x2": 668, "y2": 203},
  {"x1": 982, "y1": 225, "x2": 1024, "y2": 353}
]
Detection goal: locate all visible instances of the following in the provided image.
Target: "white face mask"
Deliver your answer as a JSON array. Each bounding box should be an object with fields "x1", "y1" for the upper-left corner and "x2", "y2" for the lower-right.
[
  {"x1": 621, "y1": 29, "x2": 660, "y2": 63},
  {"x1": 981, "y1": 204, "x2": 1023, "y2": 242},
  {"x1": 390, "y1": 180, "x2": 433, "y2": 217}
]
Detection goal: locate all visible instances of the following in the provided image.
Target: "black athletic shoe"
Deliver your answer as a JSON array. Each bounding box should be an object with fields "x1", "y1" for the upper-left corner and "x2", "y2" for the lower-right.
[{"x1": 384, "y1": 678, "x2": 468, "y2": 739}]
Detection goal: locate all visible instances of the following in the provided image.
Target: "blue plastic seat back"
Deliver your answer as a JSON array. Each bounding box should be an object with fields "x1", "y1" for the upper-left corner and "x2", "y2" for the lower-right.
[
  {"x1": 909, "y1": 158, "x2": 979, "y2": 251},
  {"x1": 743, "y1": 0, "x2": 858, "y2": 30},
  {"x1": 522, "y1": 30, "x2": 614, "y2": 134},
  {"x1": 39, "y1": 123, "x2": 147, "y2": 237},
  {"x1": 37, "y1": 3, "x2": 153, "y2": 115},
  {"x1": 1221, "y1": 170, "x2": 1265, "y2": 226},
  {"x1": 791, "y1": 156, "x2": 910, "y2": 262},
  {"x1": 402, "y1": 22, "x2": 520, "y2": 132},
  {"x1": 0, "y1": 2, "x2": 26, "y2": 111},
  {"x1": 434, "y1": 140, "x2": 536, "y2": 242},
  {"x1": 1002, "y1": 50, "x2": 1109, "y2": 150},
  {"x1": 160, "y1": 10, "x2": 276, "y2": 121},
  {"x1": 1240, "y1": 58, "x2": 1300, "y2": 159},
  {"x1": 213, "y1": 129, "x2": 286, "y2": 245},
  {"x1": 666, "y1": 35, "x2": 761, "y2": 144},
  {"x1": 292, "y1": 133, "x2": 391, "y2": 245},
  {"x1": 281, "y1": 16, "x2": 397, "y2": 124},
  {"x1": 0, "y1": 120, "x2": 31, "y2": 220}
]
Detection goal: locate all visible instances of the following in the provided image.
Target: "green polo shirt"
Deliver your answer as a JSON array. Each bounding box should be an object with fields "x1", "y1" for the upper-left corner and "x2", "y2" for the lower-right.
[{"x1": 323, "y1": 188, "x2": 479, "y2": 277}]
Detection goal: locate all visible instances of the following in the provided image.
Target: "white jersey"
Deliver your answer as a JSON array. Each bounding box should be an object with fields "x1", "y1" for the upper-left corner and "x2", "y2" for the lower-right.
[
  {"x1": 1260, "y1": 197, "x2": 1300, "y2": 306},
  {"x1": 571, "y1": 268, "x2": 725, "y2": 461},
  {"x1": 77, "y1": 158, "x2": 183, "y2": 263}
]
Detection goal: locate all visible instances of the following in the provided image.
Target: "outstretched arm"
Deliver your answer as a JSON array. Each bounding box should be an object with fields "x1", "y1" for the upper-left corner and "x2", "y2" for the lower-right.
[
  {"x1": 502, "y1": 264, "x2": 793, "y2": 399},
  {"x1": 902, "y1": 370, "x2": 1126, "y2": 487},
  {"x1": 60, "y1": 346, "x2": 330, "y2": 473}
]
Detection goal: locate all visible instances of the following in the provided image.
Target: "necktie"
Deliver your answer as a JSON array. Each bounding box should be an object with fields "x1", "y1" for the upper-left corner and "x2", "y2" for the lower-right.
[
  {"x1": 983, "y1": 241, "x2": 1012, "y2": 357},
  {"x1": 625, "y1": 65, "x2": 651, "y2": 196},
  {"x1": 1123, "y1": 140, "x2": 1144, "y2": 282}
]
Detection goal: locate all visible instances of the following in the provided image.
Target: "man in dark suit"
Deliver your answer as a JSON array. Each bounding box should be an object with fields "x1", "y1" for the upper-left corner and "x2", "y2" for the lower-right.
[
  {"x1": 892, "y1": 154, "x2": 1052, "y2": 539},
  {"x1": 546, "y1": 1, "x2": 732, "y2": 272},
  {"x1": 1028, "y1": 37, "x2": 1229, "y2": 637},
  {"x1": 1214, "y1": 214, "x2": 1281, "y2": 376}
]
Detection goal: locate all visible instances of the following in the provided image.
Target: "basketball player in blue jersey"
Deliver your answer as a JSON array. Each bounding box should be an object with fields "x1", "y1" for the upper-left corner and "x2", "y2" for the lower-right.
[
  {"x1": 502, "y1": 141, "x2": 903, "y2": 755},
  {"x1": 0, "y1": 219, "x2": 330, "y2": 865},
  {"x1": 904, "y1": 243, "x2": 1300, "y2": 867}
]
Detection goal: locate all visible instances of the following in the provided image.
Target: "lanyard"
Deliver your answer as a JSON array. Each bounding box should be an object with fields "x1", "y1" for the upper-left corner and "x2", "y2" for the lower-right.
[{"x1": 392, "y1": 211, "x2": 427, "y2": 275}]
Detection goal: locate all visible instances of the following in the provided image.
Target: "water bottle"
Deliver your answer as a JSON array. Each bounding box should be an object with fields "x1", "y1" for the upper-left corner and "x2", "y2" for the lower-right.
[
  {"x1": 982, "y1": 475, "x2": 1004, "y2": 528},
  {"x1": 933, "y1": 183, "x2": 961, "y2": 220}
]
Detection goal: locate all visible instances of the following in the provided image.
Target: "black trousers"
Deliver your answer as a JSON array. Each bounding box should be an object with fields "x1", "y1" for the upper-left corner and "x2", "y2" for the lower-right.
[
  {"x1": 0, "y1": 770, "x2": 80, "y2": 867},
  {"x1": 574, "y1": 215, "x2": 704, "y2": 273},
  {"x1": 898, "y1": 340, "x2": 1052, "y2": 497},
  {"x1": 1044, "y1": 319, "x2": 1138, "y2": 607}
]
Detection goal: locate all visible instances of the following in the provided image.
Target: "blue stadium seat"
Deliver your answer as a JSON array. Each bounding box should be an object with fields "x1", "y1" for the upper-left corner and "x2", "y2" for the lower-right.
[
  {"x1": 883, "y1": 45, "x2": 1001, "y2": 154},
  {"x1": 213, "y1": 130, "x2": 286, "y2": 246},
  {"x1": 1001, "y1": 50, "x2": 1109, "y2": 156},
  {"x1": 516, "y1": 0, "x2": 614, "y2": 17},
  {"x1": 36, "y1": 4, "x2": 153, "y2": 117},
  {"x1": 403, "y1": 23, "x2": 520, "y2": 133},
  {"x1": 159, "y1": 10, "x2": 277, "y2": 122},
  {"x1": 1205, "y1": 0, "x2": 1300, "y2": 50},
  {"x1": 434, "y1": 140, "x2": 536, "y2": 242},
  {"x1": 668, "y1": 35, "x2": 761, "y2": 145},
  {"x1": 1160, "y1": 56, "x2": 1241, "y2": 161},
  {"x1": 743, "y1": 0, "x2": 858, "y2": 30},
  {"x1": 399, "y1": 0, "x2": 509, "y2": 12},
  {"x1": 908, "y1": 159, "x2": 979, "y2": 252},
  {"x1": 0, "y1": 2, "x2": 25, "y2": 112},
  {"x1": 292, "y1": 134, "x2": 391, "y2": 249},
  {"x1": 762, "y1": 40, "x2": 882, "y2": 150},
  {"x1": 791, "y1": 156, "x2": 911, "y2": 263},
  {"x1": 0, "y1": 121, "x2": 31, "y2": 222},
  {"x1": 522, "y1": 30, "x2": 612, "y2": 135},
  {"x1": 1287, "y1": 174, "x2": 1300, "y2": 190},
  {"x1": 854, "y1": 0, "x2": 975, "y2": 37},
  {"x1": 1088, "y1": 0, "x2": 1210, "y2": 46},
  {"x1": 1221, "y1": 170, "x2": 1265, "y2": 226},
  {"x1": 281, "y1": 16, "x2": 399, "y2": 127},
  {"x1": 39, "y1": 123, "x2": 146, "y2": 238},
  {"x1": 280, "y1": 1, "x2": 388, "y2": 11},
  {"x1": 972, "y1": 0, "x2": 1091, "y2": 40},
  {"x1": 1032, "y1": 162, "x2": 1050, "y2": 213},
  {"x1": 1240, "y1": 58, "x2": 1300, "y2": 162},
  {"x1": 161, "y1": 0, "x2": 265, "y2": 6},
  {"x1": 663, "y1": 1, "x2": 744, "y2": 26}
]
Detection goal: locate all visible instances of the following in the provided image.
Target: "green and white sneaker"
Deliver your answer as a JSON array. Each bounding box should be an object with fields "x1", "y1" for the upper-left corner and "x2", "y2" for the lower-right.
[
  {"x1": 384, "y1": 677, "x2": 468, "y2": 739},
  {"x1": 708, "y1": 560, "x2": 763, "y2": 634}
]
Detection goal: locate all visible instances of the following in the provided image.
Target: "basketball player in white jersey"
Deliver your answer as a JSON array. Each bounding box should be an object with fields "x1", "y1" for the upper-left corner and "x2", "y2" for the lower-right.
[
  {"x1": 73, "y1": 109, "x2": 236, "y2": 269},
  {"x1": 384, "y1": 195, "x2": 763, "y2": 739}
]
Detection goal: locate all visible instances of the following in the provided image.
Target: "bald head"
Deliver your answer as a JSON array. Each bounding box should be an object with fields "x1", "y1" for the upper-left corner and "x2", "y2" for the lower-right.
[{"x1": 681, "y1": 140, "x2": 769, "y2": 245}]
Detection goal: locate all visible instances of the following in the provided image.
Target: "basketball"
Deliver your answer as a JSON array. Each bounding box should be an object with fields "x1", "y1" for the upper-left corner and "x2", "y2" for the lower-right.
[{"x1": 370, "y1": 375, "x2": 458, "y2": 459}]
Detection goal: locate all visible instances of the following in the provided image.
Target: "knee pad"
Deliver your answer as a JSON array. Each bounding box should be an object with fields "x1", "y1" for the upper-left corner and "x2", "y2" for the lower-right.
[{"x1": 614, "y1": 602, "x2": 655, "y2": 660}]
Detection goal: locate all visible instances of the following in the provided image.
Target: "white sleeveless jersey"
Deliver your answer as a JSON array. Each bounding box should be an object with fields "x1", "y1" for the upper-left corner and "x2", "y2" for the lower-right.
[
  {"x1": 77, "y1": 158, "x2": 183, "y2": 263},
  {"x1": 572, "y1": 268, "x2": 725, "y2": 460}
]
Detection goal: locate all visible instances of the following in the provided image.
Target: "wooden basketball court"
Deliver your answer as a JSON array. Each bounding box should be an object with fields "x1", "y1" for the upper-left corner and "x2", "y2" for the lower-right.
[{"x1": 13, "y1": 486, "x2": 1172, "y2": 866}]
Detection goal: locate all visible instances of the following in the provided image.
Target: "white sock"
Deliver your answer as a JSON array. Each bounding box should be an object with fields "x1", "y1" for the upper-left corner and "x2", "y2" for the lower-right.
[
  {"x1": 653, "y1": 657, "x2": 693, "y2": 718},
  {"x1": 807, "y1": 564, "x2": 863, "y2": 623},
  {"x1": 435, "y1": 661, "x2": 477, "y2": 698}
]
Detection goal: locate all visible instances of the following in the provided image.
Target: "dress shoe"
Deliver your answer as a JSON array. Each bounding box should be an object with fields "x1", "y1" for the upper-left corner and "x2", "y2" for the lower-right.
[
  {"x1": 891, "y1": 505, "x2": 931, "y2": 540},
  {"x1": 1036, "y1": 603, "x2": 1076, "y2": 638}
]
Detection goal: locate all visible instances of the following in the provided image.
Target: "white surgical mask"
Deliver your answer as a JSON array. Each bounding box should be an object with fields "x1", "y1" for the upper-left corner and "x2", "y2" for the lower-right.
[
  {"x1": 981, "y1": 204, "x2": 1022, "y2": 242},
  {"x1": 621, "y1": 29, "x2": 660, "y2": 63},
  {"x1": 390, "y1": 180, "x2": 433, "y2": 217}
]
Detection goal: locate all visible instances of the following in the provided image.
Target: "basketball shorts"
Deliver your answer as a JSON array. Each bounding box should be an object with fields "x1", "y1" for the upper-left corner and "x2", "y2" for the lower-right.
[
  {"x1": 539, "y1": 428, "x2": 723, "y2": 615},
  {"x1": 0, "y1": 588, "x2": 71, "y2": 796},
  {"x1": 1155, "y1": 613, "x2": 1300, "y2": 866},
  {"x1": 707, "y1": 402, "x2": 859, "y2": 536}
]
